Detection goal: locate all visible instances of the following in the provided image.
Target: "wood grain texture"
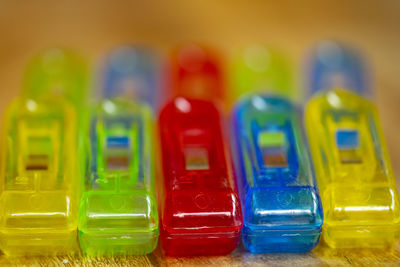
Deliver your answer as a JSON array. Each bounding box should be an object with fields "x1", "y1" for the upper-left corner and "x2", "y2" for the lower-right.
[
  {"x1": 1, "y1": 241, "x2": 400, "y2": 266},
  {"x1": 0, "y1": 0, "x2": 399, "y2": 265}
]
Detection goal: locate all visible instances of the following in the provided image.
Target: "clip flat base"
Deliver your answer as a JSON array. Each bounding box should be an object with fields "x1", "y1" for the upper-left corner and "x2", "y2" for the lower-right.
[
  {"x1": 243, "y1": 227, "x2": 321, "y2": 253},
  {"x1": 79, "y1": 231, "x2": 158, "y2": 256},
  {"x1": 78, "y1": 191, "x2": 158, "y2": 256},
  {"x1": 242, "y1": 186, "x2": 322, "y2": 253},
  {"x1": 161, "y1": 229, "x2": 241, "y2": 256},
  {"x1": 323, "y1": 225, "x2": 400, "y2": 249},
  {"x1": 0, "y1": 230, "x2": 79, "y2": 256}
]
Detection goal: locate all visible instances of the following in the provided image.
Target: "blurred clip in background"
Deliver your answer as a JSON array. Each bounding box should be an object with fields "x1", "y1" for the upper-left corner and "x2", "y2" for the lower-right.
[
  {"x1": 308, "y1": 41, "x2": 371, "y2": 98},
  {"x1": 100, "y1": 46, "x2": 161, "y2": 111},
  {"x1": 230, "y1": 44, "x2": 297, "y2": 105},
  {"x1": 22, "y1": 48, "x2": 89, "y2": 111},
  {"x1": 167, "y1": 44, "x2": 225, "y2": 106}
]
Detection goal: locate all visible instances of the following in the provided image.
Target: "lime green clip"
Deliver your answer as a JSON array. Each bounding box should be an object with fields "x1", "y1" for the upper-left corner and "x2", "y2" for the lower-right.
[
  {"x1": 22, "y1": 48, "x2": 88, "y2": 111},
  {"x1": 230, "y1": 45, "x2": 296, "y2": 106},
  {"x1": 78, "y1": 98, "x2": 158, "y2": 256}
]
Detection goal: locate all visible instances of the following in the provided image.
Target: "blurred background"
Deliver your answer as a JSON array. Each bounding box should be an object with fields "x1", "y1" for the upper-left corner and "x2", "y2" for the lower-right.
[{"x1": 0, "y1": 0, "x2": 399, "y2": 183}]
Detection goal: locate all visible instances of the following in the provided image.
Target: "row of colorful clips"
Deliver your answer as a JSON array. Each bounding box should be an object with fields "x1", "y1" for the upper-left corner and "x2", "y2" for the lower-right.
[{"x1": 0, "y1": 42, "x2": 398, "y2": 257}]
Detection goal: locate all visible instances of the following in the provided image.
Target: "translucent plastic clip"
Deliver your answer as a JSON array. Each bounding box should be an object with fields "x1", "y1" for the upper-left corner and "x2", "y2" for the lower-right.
[
  {"x1": 158, "y1": 97, "x2": 243, "y2": 256},
  {"x1": 232, "y1": 94, "x2": 323, "y2": 253}
]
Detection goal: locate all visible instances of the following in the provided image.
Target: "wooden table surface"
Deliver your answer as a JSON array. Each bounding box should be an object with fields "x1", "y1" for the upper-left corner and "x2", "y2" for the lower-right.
[
  {"x1": 1, "y1": 242, "x2": 400, "y2": 266},
  {"x1": 0, "y1": 0, "x2": 399, "y2": 265}
]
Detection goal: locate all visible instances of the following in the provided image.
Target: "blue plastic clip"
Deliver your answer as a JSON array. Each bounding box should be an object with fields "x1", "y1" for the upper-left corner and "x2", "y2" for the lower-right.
[
  {"x1": 232, "y1": 94, "x2": 323, "y2": 253},
  {"x1": 102, "y1": 46, "x2": 161, "y2": 110},
  {"x1": 309, "y1": 41, "x2": 369, "y2": 96}
]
